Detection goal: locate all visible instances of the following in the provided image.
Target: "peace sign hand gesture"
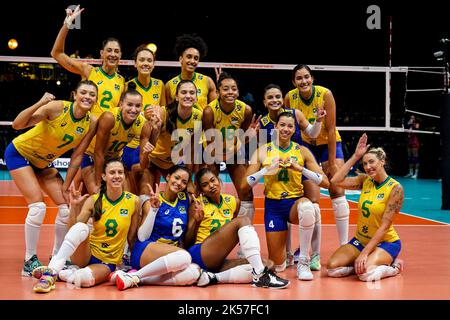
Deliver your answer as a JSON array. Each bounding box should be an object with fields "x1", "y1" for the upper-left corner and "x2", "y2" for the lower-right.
[
  {"x1": 316, "y1": 101, "x2": 326, "y2": 122},
  {"x1": 191, "y1": 194, "x2": 205, "y2": 223},
  {"x1": 69, "y1": 182, "x2": 90, "y2": 207},
  {"x1": 147, "y1": 183, "x2": 161, "y2": 208},
  {"x1": 214, "y1": 66, "x2": 223, "y2": 83},
  {"x1": 64, "y1": 5, "x2": 84, "y2": 29},
  {"x1": 246, "y1": 114, "x2": 262, "y2": 139}
]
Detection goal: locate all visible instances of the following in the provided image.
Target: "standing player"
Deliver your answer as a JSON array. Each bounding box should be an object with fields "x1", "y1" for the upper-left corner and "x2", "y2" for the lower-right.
[
  {"x1": 31, "y1": 158, "x2": 140, "y2": 293},
  {"x1": 5, "y1": 81, "x2": 98, "y2": 276},
  {"x1": 327, "y1": 134, "x2": 404, "y2": 282},
  {"x1": 165, "y1": 34, "x2": 217, "y2": 110},
  {"x1": 285, "y1": 64, "x2": 350, "y2": 251},
  {"x1": 122, "y1": 45, "x2": 165, "y2": 194},
  {"x1": 243, "y1": 112, "x2": 329, "y2": 280},
  {"x1": 51, "y1": 5, "x2": 125, "y2": 118},
  {"x1": 202, "y1": 72, "x2": 261, "y2": 225},
  {"x1": 404, "y1": 115, "x2": 420, "y2": 179}
]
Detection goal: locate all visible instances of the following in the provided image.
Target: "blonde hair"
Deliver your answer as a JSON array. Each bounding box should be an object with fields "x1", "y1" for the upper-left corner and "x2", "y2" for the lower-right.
[{"x1": 365, "y1": 147, "x2": 387, "y2": 162}]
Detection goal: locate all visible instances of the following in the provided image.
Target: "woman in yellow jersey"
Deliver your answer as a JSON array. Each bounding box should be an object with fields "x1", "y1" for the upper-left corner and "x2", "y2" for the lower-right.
[
  {"x1": 109, "y1": 165, "x2": 203, "y2": 290},
  {"x1": 327, "y1": 134, "x2": 404, "y2": 281},
  {"x1": 31, "y1": 158, "x2": 140, "y2": 293},
  {"x1": 202, "y1": 72, "x2": 262, "y2": 228},
  {"x1": 5, "y1": 80, "x2": 98, "y2": 276},
  {"x1": 184, "y1": 168, "x2": 289, "y2": 289},
  {"x1": 51, "y1": 6, "x2": 125, "y2": 118},
  {"x1": 165, "y1": 34, "x2": 217, "y2": 110},
  {"x1": 122, "y1": 45, "x2": 166, "y2": 195},
  {"x1": 260, "y1": 84, "x2": 325, "y2": 267},
  {"x1": 141, "y1": 80, "x2": 202, "y2": 193},
  {"x1": 285, "y1": 64, "x2": 351, "y2": 252},
  {"x1": 243, "y1": 112, "x2": 329, "y2": 281},
  {"x1": 81, "y1": 87, "x2": 148, "y2": 194}
]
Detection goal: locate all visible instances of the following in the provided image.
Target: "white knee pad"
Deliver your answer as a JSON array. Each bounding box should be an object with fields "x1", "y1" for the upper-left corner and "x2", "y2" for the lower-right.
[
  {"x1": 313, "y1": 203, "x2": 321, "y2": 224},
  {"x1": 332, "y1": 196, "x2": 350, "y2": 221},
  {"x1": 297, "y1": 201, "x2": 315, "y2": 229},
  {"x1": 164, "y1": 250, "x2": 192, "y2": 273},
  {"x1": 238, "y1": 201, "x2": 255, "y2": 223},
  {"x1": 172, "y1": 263, "x2": 201, "y2": 285},
  {"x1": 65, "y1": 222, "x2": 90, "y2": 248},
  {"x1": 55, "y1": 204, "x2": 70, "y2": 226},
  {"x1": 72, "y1": 267, "x2": 96, "y2": 288},
  {"x1": 237, "y1": 225, "x2": 261, "y2": 259},
  {"x1": 25, "y1": 202, "x2": 46, "y2": 227}
]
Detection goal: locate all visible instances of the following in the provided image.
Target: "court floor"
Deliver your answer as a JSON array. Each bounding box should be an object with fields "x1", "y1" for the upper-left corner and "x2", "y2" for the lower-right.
[{"x1": 0, "y1": 178, "x2": 449, "y2": 300}]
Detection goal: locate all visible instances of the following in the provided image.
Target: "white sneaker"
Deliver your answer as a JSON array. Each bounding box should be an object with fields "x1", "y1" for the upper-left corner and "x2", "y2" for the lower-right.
[
  {"x1": 411, "y1": 174, "x2": 417, "y2": 179},
  {"x1": 297, "y1": 256, "x2": 313, "y2": 281},
  {"x1": 115, "y1": 270, "x2": 140, "y2": 291}
]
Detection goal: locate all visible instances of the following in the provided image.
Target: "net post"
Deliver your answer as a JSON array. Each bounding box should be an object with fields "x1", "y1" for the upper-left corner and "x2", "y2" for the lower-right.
[{"x1": 441, "y1": 92, "x2": 450, "y2": 210}]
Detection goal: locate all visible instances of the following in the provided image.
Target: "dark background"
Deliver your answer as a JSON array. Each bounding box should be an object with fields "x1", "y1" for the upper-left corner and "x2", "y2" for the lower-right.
[{"x1": 0, "y1": 0, "x2": 448, "y2": 178}]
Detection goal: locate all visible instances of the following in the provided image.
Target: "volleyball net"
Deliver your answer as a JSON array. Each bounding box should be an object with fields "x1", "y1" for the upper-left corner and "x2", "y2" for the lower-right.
[{"x1": 0, "y1": 55, "x2": 447, "y2": 177}]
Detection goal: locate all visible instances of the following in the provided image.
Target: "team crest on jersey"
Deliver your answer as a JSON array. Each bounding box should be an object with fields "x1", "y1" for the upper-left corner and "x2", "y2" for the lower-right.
[
  {"x1": 125, "y1": 193, "x2": 132, "y2": 199},
  {"x1": 178, "y1": 192, "x2": 186, "y2": 200},
  {"x1": 223, "y1": 209, "x2": 231, "y2": 217},
  {"x1": 377, "y1": 193, "x2": 385, "y2": 200},
  {"x1": 114, "y1": 84, "x2": 121, "y2": 91},
  {"x1": 193, "y1": 114, "x2": 199, "y2": 120},
  {"x1": 198, "y1": 74, "x2": 203, "y2": 80},
  {"x1": 197, "y1": 89, "x2": 202, "y2": 95},
  {"x1": 179, "y1": 206, "x2": 186, "y2": 214},
  {"x1": 281, "y1": 191, "x2": 288, "y2": 199},
  {"x1": 224, "y1": 196, "x2": 231, "y2": 203},
  {"x1": 120, "y1": 208, "x2": 129, "y2": 216},
  {"x1": 154, "y1": 80, "x2": 159, "y2": 86},
  {"x1": 388, "y1": 181, "x2": 394, "y2": 186},
  {"x1": 316, "y1": 91, "x2": 321, "y2": 98},
  {"x1": 153, "y1": 94, "x2": 159, "y2": 100},
  {"x1": 292, "y1": 93, "x2": 298, "y2": 100},
  {"x1": 76, "y1": 127, "x2": 85, "y2": 135},
  {"x1": 295, "y1": 145, "x2": 301, "y2": 150}
]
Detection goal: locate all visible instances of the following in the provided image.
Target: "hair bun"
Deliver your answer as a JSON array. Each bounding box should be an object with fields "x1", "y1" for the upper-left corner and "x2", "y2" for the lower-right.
[{"x1": 127, "y1": 82, "x2": 137, "y2": 90}]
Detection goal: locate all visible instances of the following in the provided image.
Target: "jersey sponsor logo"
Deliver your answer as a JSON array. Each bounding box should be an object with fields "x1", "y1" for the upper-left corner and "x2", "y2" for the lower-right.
[
  {"x1": 317, "y1": 91, "x2": 321, "y2": 98},
  {"x1": 164, "y1": 209, "x2": 170, "y2": 215},
  {"x1": 193, "y1": 114, "x2": 199, "y2": 120},
  {"x1": 101, "y1": 242, "x2": 110, "y2": 248},
  {"x1": 377, "y1": 193, "x2": 385, "y2": 200},
  {"x1": 120, "y1": 208, "x2": 128, "y2": 216},
  {"x1": 135, "y1": 118, "x2": 142, "y2": 127},
  {"x1": 97, "y1": 80, "x2": 103, "y2": 85},
  {"x1": 179, "y1": 206, "x2": 186, "y2": 214},
  {"x1": 46, "y1": 153, "x2": 56, "y2": 160},
  {"x1": 281, "y1": 191, "x2": 288, "y2": 199},
  {"x1": 153, "y1": 80, "x2": 159, "y2": 86},
  {"x1": 388, "y1": 181, "x2": 394, "y2": 186},
  {"x1": 60, "y1": 122, "x2": 67, "y2": 127},
  {"x1": 76, "y1": 127, "x2": 85, "y2": 135}
]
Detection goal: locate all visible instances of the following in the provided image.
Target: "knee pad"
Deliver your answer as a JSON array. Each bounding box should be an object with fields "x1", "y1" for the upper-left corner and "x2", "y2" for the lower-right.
[
  {"x1": 228, "y1": 264, "x2": 253, "y2": 283},
  {"x1": 163, "y1": 250, "x2": 192, "y2": 273},
  {"x1": 313, "y1": 203, "x2": 321, "y2": 224},
  {"x1": 65, "y1": 222, "x2": 90, "y2": 248},
  {"x1": 332, "y1": 196, "x2": 349, "y2": 221},
  {"x1": 237, "y1": 225, "x2": 260, "y2": 258},
  {"x1": 25, "y1": 202, "x2": 46, "y2": 227},
  {"x1": 297, "y1": 201, "x2": 315, "y2": 229},
  {"x1": 173, "y1": 263, "x2": 201, "y2": 285},
  {"x1": 238, "y1": 201, "x2": 255, "y2": 222},
  {"x1": 55, "y1": 204, "x2": 70, "y2": 226},
  {"x1": 72, "y1": 267, "x2": 96, "y2": 288}
]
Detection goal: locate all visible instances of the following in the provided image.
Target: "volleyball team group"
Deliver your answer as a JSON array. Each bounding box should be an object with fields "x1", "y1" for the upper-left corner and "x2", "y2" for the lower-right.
[{"x1": 4, "y1": 6, "x2": 404, "y2": 293}]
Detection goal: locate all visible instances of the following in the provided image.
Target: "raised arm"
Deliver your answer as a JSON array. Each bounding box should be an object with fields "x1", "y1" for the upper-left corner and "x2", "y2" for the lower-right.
[
  {"x1": 330, "y1": 133, "x2": 369, "y2": 190},
  {"x1": 51, "y1": 6, "x2": 92, "y2": 79},
  {"x1": 12, "y1": 93, "x2": 57, "y2": 129},
  {"x1": 184, "y1": 194, "x2": 204, "y2": 248}
]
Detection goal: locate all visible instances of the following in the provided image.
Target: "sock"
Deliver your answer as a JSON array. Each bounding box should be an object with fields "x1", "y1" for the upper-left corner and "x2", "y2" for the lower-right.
[
  {"x1": 311, "y1": 203, "x2": 321, "y2": 255},
  {"x1": 52, "y1": 204, "x2": 70, "y2": 256},
  {"x1": 24, "y1": 202, "x2": 46, "y2": 260},
  {"x1": 237, "y1": 225, "x2": 265, "y2": 274},
  {"x1": 215, "y1": 264, "x2": 253, "y2": 283}
]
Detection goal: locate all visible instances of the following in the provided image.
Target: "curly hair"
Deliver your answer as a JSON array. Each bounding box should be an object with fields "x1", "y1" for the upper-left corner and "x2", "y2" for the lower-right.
[{"x1": 174, "y1": 33, "x2": 208, "y2": 59}]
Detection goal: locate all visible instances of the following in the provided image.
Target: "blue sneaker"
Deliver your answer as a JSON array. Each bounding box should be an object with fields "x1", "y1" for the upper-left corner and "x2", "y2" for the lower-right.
[{"x1": 22, "y1": 255, "x2": 42, "y2": 277}]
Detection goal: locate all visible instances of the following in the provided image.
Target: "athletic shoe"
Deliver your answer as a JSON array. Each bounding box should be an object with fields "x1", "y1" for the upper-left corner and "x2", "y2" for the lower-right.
[
  {"x1": 115, "y1": 270, "x2": 140, "y2": 291},
  {"x1": 252, "y1": 267, "x2": 290, "y2": 289},
  {"x1": 411, "y1": 174, "x2": 418, "y2": 179},
  {"x1": 310, "y1": 253, "x2": 321, "y2": 271},
  {"x1": 108, "y1": 269, "x2": 137, "y2": 283},
  {"x1": 404, "y1": 172, "x2": 413, "y2": 178},
  {"x1": 33, "y1": 274, "x2": 56, "y2": 293},
  {"x1": 31, "y1": 266, "x2": 57, "y2": 280},
  {"x1": 22, "y1": 255, "x2": 42, "y2": 277},
  {"x1": 297, "y1": 256, "x2": 313, "y2": 281},
  {"x1": 197, "y1": 270, "x2": 218, "y2": 287},
  {"x1": 293, "y1": 248, "x2": 300, "y2": 264}
]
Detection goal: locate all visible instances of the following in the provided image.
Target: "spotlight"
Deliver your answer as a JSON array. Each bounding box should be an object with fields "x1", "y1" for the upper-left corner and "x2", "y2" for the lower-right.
[
  {"x1": 8, "y1": 39, "x2": 18, "y2": 50},
  {"x1": 146, "y1": 43, "x2": 157, "y2": 54},
  {"x1": 434, "y1": 51, "x2": 444, "y2": 58},
  {"x1": 440, "y1": 38, "x2": 450, "y2": 44},
  {"x1": 56, "y1": 80, "x2": 61, "y2": 86}
]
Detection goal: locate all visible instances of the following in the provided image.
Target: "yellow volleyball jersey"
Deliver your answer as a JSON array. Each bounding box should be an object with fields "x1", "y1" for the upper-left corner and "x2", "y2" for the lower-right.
[
  {"x1": 90, "y1": 191, "x2": 137, "y2": 265},
  {"x1": 86, "y1": 108, "x2": 146, "y2": 159},
  {"x1": 13, "y1": 101, "x2": 92, "y2": 169},
  {"x1": 194, "y1": 194, "x2": 237, "y2": 244},
  {"x1": 208, "y1": 99, "x2": 246, "y2": 160},
  {"x1": 88, "y1": 67, "x2": 125, "y2": 118},
  {"x1": 356, "y1": 176, "x2": 401, "y2": 246},
  {"x1": 262, "y1": 141, "x2": 304, "y2": 199},
  {"x1": 126, "y1": 77, "x2": 164, "y2": 149},
  {"x1": 287, "y1": 85, "x2": 341, "y2": 145},
  {"x1": 167, "y1": 72, "x2": 209, "y2": 110},
  {"x1": 149, "y1": 106, "x2": 203, "y2": 169}
]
